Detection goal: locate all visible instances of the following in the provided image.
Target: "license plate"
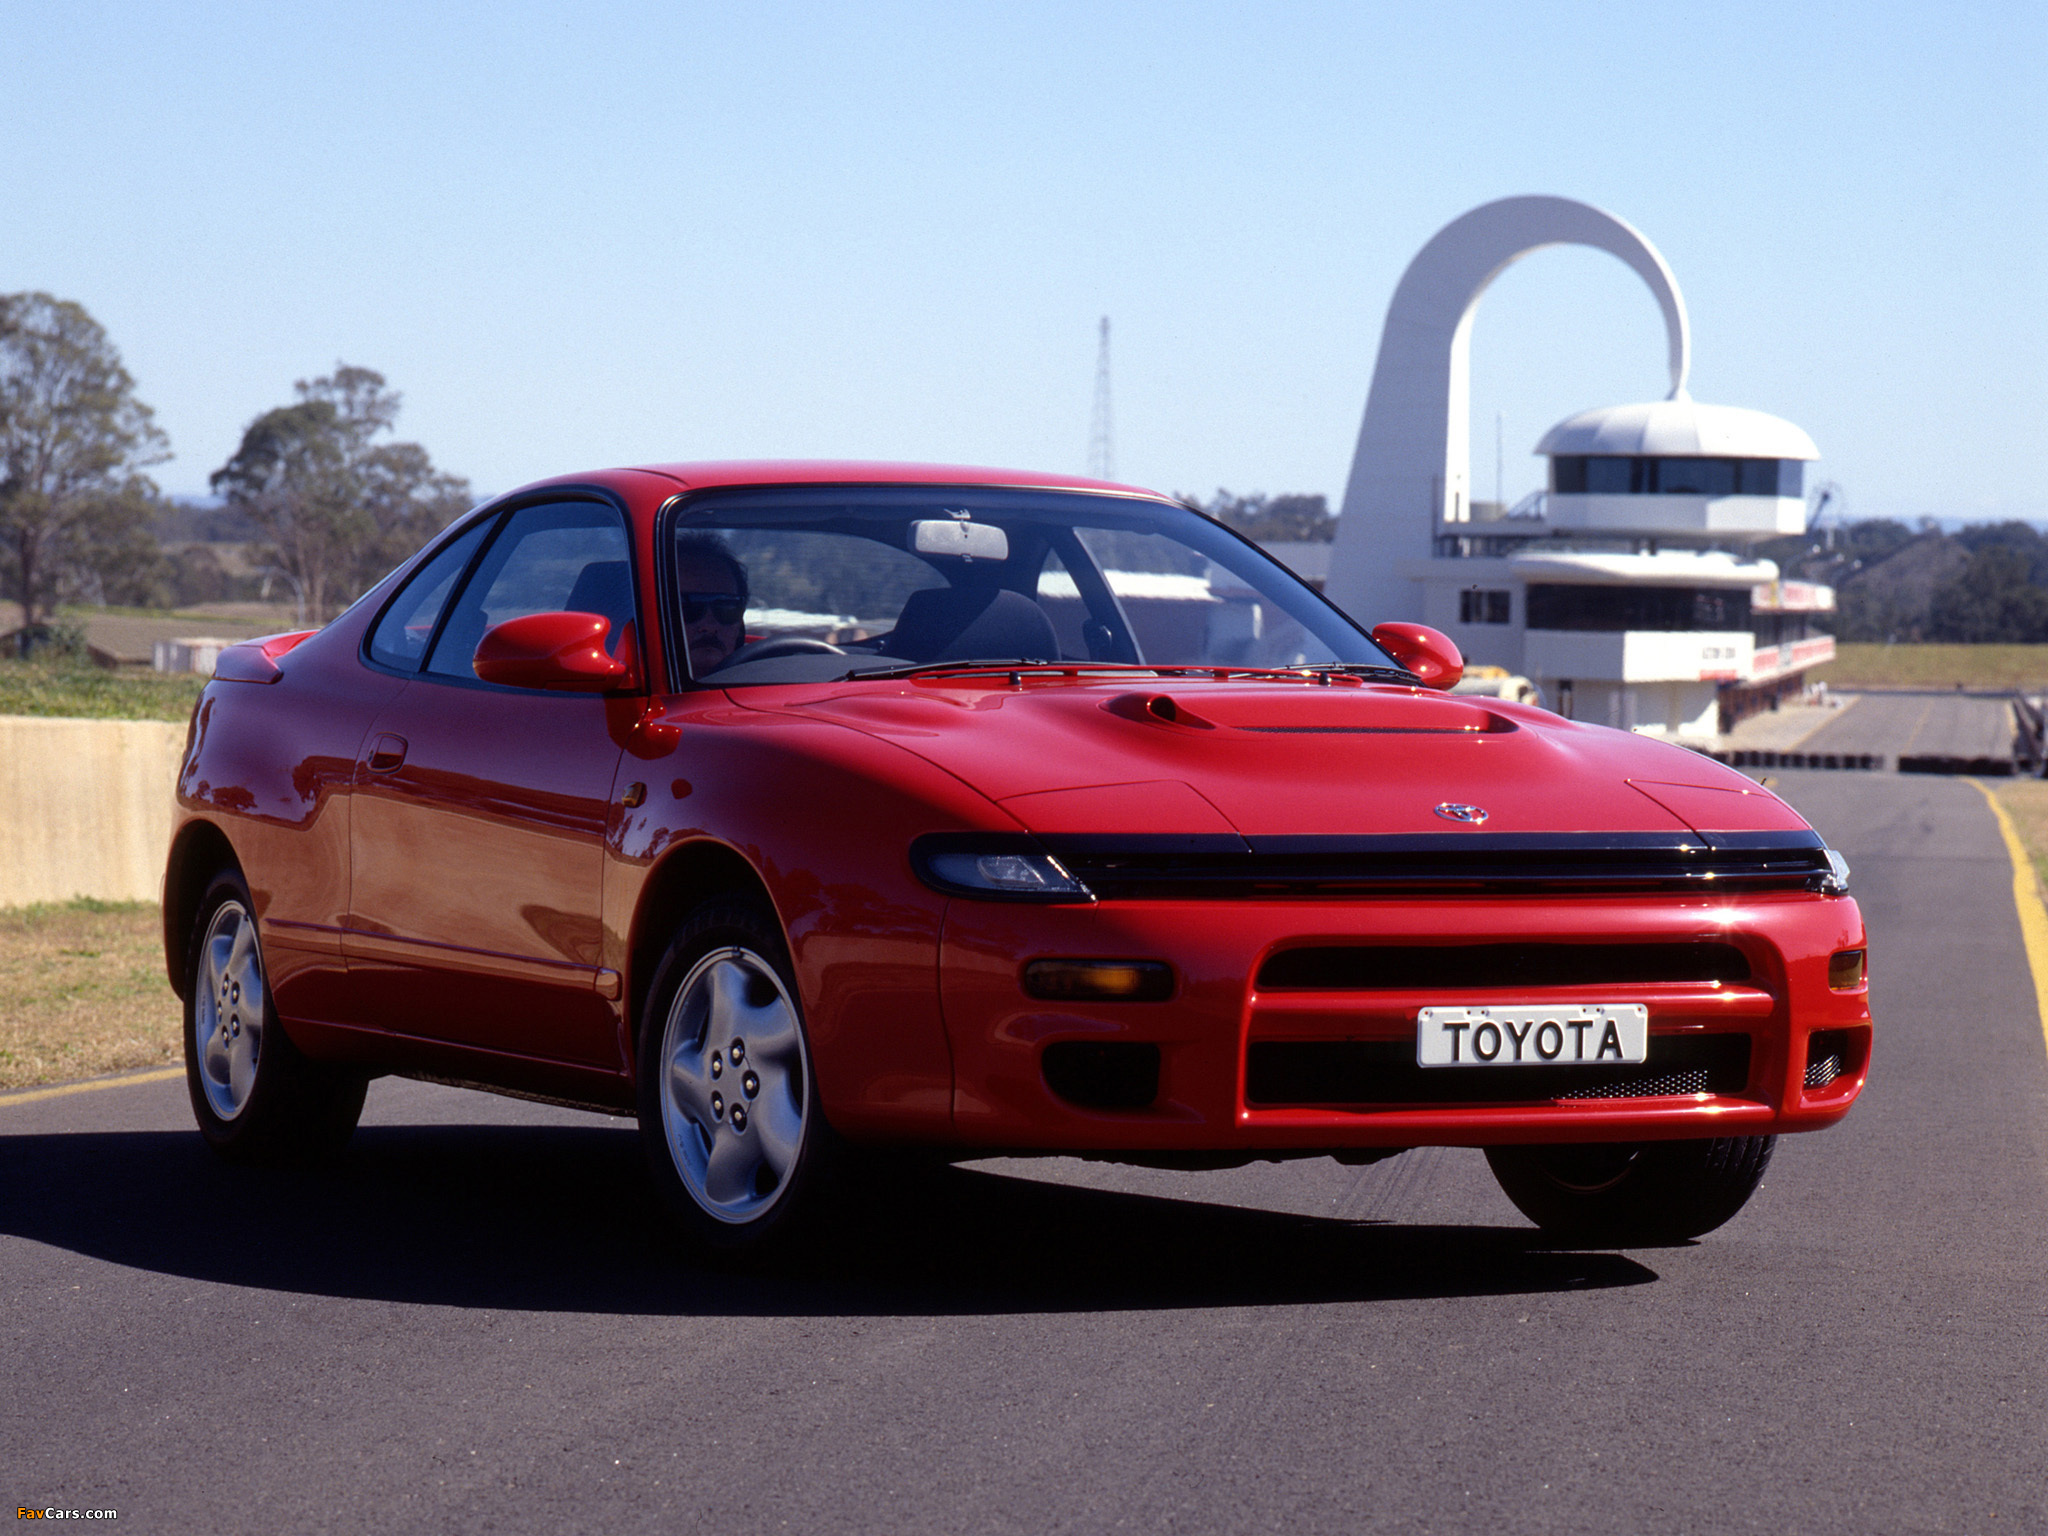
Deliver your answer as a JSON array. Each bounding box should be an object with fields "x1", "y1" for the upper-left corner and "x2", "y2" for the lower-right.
[{"x1": 1416, "y1": 1004, "x2": 1649, "y2": 1067}]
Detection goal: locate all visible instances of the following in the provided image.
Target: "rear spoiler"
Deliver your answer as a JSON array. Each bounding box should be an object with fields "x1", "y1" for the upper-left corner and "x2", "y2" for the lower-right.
[{"x1": 212, "y1": 630, "x2": 318, "y2": 684}]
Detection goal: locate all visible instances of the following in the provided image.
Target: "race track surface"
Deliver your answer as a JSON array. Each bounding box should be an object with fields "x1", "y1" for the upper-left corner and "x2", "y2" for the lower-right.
[{"x1": 4, "y1": 771, "x2": 2044, "y2": 1534}]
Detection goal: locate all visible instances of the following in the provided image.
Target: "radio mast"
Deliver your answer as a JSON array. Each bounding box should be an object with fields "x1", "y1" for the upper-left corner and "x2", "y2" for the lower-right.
[{"x1": 1087, "y1": 316, "x2": 1115, "y2": 481}]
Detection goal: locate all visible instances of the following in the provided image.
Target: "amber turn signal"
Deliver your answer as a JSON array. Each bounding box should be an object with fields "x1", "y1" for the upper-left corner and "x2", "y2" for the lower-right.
[
  {"x1": 1023, "y1": 959, "x2": 1175, "y2": 1002},
  {"x1": 1828, "y1": 949, "x2": 1867, "y2": 990}
]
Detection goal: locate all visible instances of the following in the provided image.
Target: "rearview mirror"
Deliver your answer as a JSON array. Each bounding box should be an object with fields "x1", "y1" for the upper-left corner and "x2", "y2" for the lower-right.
[
  {"x1": 910, "y1": 519, "x2": 1009, "y2": 562},
  {"x1": 1370, "y1": 622, "x2": 1463, "y2": 690},
  {"x1": 474, "y1": 611, "x2": 634, "y2": 692}
]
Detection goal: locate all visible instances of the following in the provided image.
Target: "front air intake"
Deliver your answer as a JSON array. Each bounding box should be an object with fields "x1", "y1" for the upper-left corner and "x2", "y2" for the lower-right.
[
  {"x1": 1245, "y1": 1033, "x2": 1751, "y2": 1107},
  {"x1": 1805, "y1": 1029, "x2": 1858, "y2": 1089},
  {"x1": 1257, "y1": 942, "x2": 1752, "y2": 991}
]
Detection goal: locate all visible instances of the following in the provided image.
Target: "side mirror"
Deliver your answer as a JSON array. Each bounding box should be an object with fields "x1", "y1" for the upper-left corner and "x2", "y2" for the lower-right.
[
  {"x1": 474, "y1": 612, "x2": 635, "y2": 692},
  {"x1": 1370, "y1": 622, "x2": 1463, "y2": 690}
]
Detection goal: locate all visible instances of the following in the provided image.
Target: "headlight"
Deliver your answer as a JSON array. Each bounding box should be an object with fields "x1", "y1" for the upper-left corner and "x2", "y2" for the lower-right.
[
  {"x1": 912, "y1": 834, "x2": 1096, "y2": 902},
  {"x1": 1819, "y1": 849, "x2": 1850, "y2": 896}
]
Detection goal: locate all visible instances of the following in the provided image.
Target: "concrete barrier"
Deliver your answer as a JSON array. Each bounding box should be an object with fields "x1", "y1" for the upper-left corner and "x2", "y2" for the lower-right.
[{"x1": 0, "y1": 715, "x2": 187, "y2": 907}]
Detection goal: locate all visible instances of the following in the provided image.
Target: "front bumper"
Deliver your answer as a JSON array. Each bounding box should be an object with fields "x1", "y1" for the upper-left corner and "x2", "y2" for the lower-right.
[{"x1": 936, "y1": 891, "x2": 1870, "y2": 1151}]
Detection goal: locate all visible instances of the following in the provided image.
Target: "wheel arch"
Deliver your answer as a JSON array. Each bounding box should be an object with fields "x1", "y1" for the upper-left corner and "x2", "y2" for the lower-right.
[
  {"x1": 163, "y1": 819, "x2": 242, "y2": 999},
  {"x1": 625, "y1": 838, "x2": 781, "y2": 1053}
]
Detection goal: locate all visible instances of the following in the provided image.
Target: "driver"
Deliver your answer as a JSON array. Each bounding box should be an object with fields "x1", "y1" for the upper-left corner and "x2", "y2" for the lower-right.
[{"x1": 675, "y1": 533, "x2": 749, "y2": 676}]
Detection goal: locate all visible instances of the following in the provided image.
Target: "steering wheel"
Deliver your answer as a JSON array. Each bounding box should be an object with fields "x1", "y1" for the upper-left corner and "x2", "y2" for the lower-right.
[{"x1": 723, "y1": 635, "x2": 847, "y2": 666}]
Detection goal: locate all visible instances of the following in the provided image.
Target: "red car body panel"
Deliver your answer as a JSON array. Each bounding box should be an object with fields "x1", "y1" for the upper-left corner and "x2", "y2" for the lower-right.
[{"x1": 165, "y1": 460, "x2": 1871, "y2": 1153}]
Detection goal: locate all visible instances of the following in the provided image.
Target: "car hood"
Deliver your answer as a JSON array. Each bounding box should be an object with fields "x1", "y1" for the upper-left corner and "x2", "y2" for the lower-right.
[{"x1": 754, "y1": 675, "x2": 1811, "y2": 840}]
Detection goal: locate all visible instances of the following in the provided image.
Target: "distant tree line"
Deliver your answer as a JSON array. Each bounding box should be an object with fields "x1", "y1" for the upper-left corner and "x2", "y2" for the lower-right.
[
  {"x1": 1, "y1": 291, "x2": 469, "y2": 634},
  {"x1": 1184, "y1": 490, "x2": 1336, "y2": 543},
  {"x1": 1763, "y1": 519, "x2": 2048, "y2": 644}
]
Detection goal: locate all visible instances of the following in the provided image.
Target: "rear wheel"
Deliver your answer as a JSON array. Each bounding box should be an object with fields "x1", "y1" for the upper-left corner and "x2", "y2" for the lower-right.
[
  {"x1": 183, "y1": 870, "x2": 366, "y2": 1163},
  {"x1": 637, "y1": 899, "x2": 835, "y2": 1250},
  {"x1": 1484, "y1": 1135, "x2": 1776, "y2": 1244}
]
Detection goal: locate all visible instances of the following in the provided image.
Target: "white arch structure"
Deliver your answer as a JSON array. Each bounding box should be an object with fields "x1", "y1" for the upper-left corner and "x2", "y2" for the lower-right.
[{"x1": 1323, "y1": 196, "x2": 1692, "y2": 625}]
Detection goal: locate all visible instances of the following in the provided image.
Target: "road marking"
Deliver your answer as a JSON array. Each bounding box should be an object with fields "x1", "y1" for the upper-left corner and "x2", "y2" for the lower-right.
[
  {"x1": 1966, "y1": 777, "x2": 2048, "y2": 1060},
  {"x1": 0, "y1": 1064, "x2": 183, "y2": 1108}
]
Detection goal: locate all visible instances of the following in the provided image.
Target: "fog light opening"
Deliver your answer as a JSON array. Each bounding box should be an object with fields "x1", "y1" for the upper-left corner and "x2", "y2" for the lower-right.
[{"x1": 1042, "y1": 1041, "x2": 1161, "y2": 1110}]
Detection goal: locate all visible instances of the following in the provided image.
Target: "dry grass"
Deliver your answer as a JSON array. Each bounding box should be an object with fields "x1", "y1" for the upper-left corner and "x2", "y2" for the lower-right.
[
  {"x1": 1995, "y1": 779, "x2": 2048, "y2": 895},
  {"x1": 0, "y1": 899, "x2": 181, "y2": 1090},
  {"x1": 1814, "y1": 644, "x2": 2048, "y2": 691}
]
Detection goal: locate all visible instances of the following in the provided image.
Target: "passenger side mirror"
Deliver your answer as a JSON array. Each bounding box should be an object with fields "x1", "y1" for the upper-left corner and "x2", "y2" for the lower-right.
[
  {"x1": 1370, "y1": 622, "x2": 1463, "y2": 690},
  {"x1": 474, "y1": 611, "x2": 635, "y2": 692}
]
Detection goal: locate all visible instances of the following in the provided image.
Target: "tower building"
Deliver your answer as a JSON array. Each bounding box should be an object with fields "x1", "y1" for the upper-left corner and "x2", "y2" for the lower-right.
[{"x1": 1323, "y1": 197, "x2": 1834, "y2": 741}]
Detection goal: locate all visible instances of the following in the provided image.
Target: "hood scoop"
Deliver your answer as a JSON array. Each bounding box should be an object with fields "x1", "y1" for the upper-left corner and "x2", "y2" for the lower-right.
[{"x1": 1104, "y1": 686, "x2": 1513, "y2": 735}]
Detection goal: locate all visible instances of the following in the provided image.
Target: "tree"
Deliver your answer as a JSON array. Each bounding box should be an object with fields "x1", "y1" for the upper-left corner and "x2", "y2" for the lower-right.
[
  {"x1": 1185, "y1": 490, "x2": 1337, "y2": 543},
  {"x1": 0, "y1": 293, "x2": 169, "y2": 628},
  {"x1": 1927, "y1": 544, "x2": 2048, "y2": 643},
  {"x1": 211, "y1": 365, "x2": 472, "y2": 623}
]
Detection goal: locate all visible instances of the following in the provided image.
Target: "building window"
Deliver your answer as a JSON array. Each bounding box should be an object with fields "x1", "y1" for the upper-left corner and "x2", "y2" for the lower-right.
[
  {"x1": 1459, "y1": 588, "x2": 1511, "y2": 624},
  {"x1": 1526, "y1": 583, "x2": 1751, "y2": 632},
  {"x1": 1550, "y1": 457, "x2": 1803, "y2": 498}
]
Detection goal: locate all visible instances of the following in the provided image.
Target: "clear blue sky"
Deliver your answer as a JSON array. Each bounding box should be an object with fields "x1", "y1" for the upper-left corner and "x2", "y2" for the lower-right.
[{"x1": 4, "y1": 1, "x2": 2041, "y2": 524}]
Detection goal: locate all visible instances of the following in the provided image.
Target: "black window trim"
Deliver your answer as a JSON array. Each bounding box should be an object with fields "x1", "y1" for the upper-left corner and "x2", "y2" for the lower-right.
[{"x1": 359, "y1": 485, "x2": 646, "y2": 696}]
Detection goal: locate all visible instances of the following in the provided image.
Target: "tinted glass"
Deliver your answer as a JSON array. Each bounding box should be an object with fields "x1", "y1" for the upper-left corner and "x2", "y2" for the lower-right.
[
  {"x1": 665, "y1": 485, "x2": 1389, "y2": 685},
  {"x1": 1552, "y1": 456, "x2": 1797, "y2": 497},
  {"x1": 1525, "y1": 584, "x2": 1751, "y2": 632},
  {"x1": 426, "y1": 501, "x2": 634, "y2": 681},
  {"x1": 366, "y1": 518, "x2": 492, "y2": 671}
]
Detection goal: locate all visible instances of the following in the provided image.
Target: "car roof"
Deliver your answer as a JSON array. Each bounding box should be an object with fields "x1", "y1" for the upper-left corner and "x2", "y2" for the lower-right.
[{"x1": 509, "y1": 460, "x2": 1168, "y2": 501}]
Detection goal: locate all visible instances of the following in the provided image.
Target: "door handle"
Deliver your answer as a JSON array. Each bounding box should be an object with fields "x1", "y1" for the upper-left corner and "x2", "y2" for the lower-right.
[{"x1": 367, "y1": 733, "x2": 408, "y2": 772}]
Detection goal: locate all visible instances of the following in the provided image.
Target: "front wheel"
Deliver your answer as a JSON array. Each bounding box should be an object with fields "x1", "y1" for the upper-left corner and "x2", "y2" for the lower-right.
[
  {"x1": 183, "y1": 870, "x2": 366, "y2": 1163},
  {"x1": 637, "y1": 899, "x2": 835, "y2": 1250},
  {"x1": 1484, "y1": 1135, "x2": 1776, "y2": 1244}
]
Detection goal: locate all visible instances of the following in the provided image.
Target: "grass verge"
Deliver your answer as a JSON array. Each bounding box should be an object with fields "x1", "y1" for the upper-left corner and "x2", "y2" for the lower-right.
[
  {"x1": 1814, "y1": 644, "x2": 2048, "y2": 691},
  {"x1": 0, "y1": 899, "x2": 180, "y2": 1090},
  {"x1": 0, "y1": 659, "x2": 206, "y2": 722},
  {"x1": 1994, "y1": 779, "x2": 2048, "y2": 895}
]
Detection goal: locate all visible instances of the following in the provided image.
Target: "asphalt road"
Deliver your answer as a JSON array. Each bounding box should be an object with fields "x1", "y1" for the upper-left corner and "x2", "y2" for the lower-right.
[
  {"x1": 1802, "y1": 692, "x2": 2017, "y2": 763},
  {"x1": 4, "y1": 771, "x2": 2044, "y2": 1534}
]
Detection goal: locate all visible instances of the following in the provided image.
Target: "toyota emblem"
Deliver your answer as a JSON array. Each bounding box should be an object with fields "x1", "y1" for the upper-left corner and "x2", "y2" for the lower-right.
[{"x1": 1434, "y1": 802, "x2": 1489, "y2": 824}]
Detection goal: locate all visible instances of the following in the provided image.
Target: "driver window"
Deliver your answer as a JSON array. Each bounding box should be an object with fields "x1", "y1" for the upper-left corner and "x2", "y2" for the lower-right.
[{"x1": 426, "y1": 501, "x2": 634, "y2": 681}]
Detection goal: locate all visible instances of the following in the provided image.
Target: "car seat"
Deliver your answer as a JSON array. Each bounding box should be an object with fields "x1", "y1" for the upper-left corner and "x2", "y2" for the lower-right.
[{"x1": 879, "y1": 585, "x2": 1060, "y2": 663}]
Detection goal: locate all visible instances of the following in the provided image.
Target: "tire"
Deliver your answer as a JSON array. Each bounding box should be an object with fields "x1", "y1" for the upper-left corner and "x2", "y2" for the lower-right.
[
  {"x1": 183, "y1": 869, "x2": 367, "y2": 1164},
  {"x1": 636, "y1": 898, "x2": 836, "y2": 1251},
  {"x1": 1484, "y1": 1135, "x2": 1776, "y2": 1245}
]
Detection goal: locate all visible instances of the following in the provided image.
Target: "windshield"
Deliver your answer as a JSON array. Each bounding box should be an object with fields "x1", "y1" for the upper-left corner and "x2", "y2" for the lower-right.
[{"x1": 660, "y1": 484, "x2": 1393, "y2": 686}]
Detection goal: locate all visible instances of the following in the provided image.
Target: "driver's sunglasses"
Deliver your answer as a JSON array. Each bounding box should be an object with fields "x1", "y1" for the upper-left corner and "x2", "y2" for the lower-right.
[{"x1": 679, "y1": 592, "x2": 746, "y2": 625}]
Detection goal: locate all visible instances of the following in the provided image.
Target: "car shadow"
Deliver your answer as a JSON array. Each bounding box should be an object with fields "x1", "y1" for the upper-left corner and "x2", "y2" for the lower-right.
[{"x1": 0, "y1": 1124, "x2": 1657, "y2": 1313}]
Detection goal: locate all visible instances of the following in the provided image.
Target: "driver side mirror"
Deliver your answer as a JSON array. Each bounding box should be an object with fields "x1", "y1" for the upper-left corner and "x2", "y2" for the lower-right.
[
  {"x1": 1370, "y1": 622, "x2": 1463, "y2": 690},
  {"x1": 474, "y1": 611, "x2": 639, "y2": 692}
]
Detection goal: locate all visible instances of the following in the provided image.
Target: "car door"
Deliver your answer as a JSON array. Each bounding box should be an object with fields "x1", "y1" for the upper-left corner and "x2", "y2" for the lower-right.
[{"x1": 344, "y1": 497, "x2": 637, "y2": 1068}]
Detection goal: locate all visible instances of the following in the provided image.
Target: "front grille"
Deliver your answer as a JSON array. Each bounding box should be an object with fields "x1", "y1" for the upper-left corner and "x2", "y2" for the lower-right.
[
  {"x1": 1039, "y1": 831, "x2": 1833, "y2": 901},
  {"x1": 1804, "y1": 1055, "x2": 1842, "y2": 1089},
  {"x1": 1245, "y1": 1032, "x2": 1751, "y2": 1107},
  {"x1": 1257, "y1": 942, "x2": 1752, "y2": 991}
]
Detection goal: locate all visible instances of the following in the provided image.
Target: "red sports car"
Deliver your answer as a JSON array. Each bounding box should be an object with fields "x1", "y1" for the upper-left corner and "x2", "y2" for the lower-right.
[{"x1": 166, "y1": 462, "x2": 1870, "y2": 1248}]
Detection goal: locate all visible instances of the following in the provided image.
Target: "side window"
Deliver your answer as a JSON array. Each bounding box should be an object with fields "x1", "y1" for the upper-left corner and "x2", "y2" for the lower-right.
[
  {"x1": 426, "y1": 501, "x2": 634, "y2": 682},
  {"x1": 366, "y1": 518, "x2": 493, "y2": 672}
]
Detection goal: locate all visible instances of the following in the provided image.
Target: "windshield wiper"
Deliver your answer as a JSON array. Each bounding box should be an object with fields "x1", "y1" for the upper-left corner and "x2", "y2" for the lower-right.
[
  {"x1": 844, "y1": 658, "x2": 1421, "y2": 685},
  {"x1": 842, "y1": 659, "x2": 1138, "y2": 682}
]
